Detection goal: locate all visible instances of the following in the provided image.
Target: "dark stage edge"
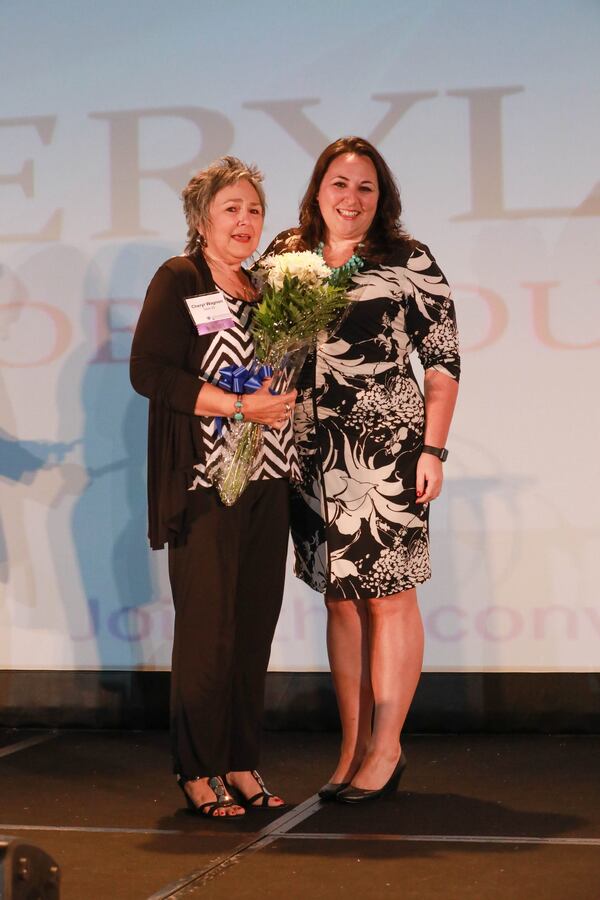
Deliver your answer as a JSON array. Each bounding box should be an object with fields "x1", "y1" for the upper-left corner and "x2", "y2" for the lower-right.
[
  {"x1": 0, "y1": 730, "x2": 598, "y2": 900},
  {"x1": 1, "y1": 671, "x2": 599, "y2": 732}
]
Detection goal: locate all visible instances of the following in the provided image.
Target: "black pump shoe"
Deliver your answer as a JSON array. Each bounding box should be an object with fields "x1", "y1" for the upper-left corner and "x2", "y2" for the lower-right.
[
  {"x1": 318, "y1": 781, "x2": 351, "y2": 801},
  {"x1": 337, "y1": 753, "x2": 407, "y2": 804}
]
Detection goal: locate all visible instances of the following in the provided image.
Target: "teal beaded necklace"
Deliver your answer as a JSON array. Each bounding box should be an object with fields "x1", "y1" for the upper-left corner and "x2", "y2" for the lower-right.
[{"x1": 316, "y1": 241, "x2": 364, "y2": 279}]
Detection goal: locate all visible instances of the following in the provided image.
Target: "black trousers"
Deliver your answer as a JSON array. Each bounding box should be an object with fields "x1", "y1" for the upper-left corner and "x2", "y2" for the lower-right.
[{"x1": 167, "y1": 479, "x2": 290, "y2": 778}]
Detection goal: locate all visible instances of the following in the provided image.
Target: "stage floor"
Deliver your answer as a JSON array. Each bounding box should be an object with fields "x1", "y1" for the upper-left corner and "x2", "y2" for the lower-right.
[{"x1": 1, "y1": 730, "x2": 598, "y2": 899}]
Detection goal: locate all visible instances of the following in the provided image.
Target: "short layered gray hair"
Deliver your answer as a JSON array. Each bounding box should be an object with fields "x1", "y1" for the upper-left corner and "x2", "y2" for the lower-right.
[{"x1": 181, "y1": 156, "x2": 266, "y2": 254}]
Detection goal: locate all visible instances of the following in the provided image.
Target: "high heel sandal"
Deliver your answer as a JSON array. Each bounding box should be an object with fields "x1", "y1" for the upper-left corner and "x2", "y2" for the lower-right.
[
  {"x1": 176, "y1": 774, "x2": 245, "y2": 818},
  {"x1": 337, "y1": 752, "x2": 407, "y2": 804},
  {"x1": 226, "y1": 770, "x2": 285, "y2": 809}
]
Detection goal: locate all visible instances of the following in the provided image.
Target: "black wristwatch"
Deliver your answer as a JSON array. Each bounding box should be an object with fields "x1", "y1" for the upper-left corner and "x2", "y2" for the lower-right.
[{"x1": 421, "y1": 444, "x2": 448, "y2": 462}]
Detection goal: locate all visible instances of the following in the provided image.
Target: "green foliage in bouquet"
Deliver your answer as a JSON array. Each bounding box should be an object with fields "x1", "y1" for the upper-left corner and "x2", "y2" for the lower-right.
[{"x1": 251, "y1": 271, "x2": 352, "y2": 365}]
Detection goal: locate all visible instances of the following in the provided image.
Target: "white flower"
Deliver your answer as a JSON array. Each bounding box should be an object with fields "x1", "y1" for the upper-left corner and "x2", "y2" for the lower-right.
[{"x1": 261, "y1": 251, "x2": 331, "y2": 290}]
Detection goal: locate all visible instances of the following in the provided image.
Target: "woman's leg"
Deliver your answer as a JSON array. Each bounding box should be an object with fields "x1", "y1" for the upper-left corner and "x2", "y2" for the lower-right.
[
  {"x1": 168, "y1": 490, "x2": 245, "y2": 815},
  {"x1": 226, "y1": 480, "x2": 289, "y2": 805},
  {"x1": 350, "y1": 587, "x2": 424, "y2": 789},
  {"x1": 325, "y1": 596, "x2": 374, "y2": 783}
]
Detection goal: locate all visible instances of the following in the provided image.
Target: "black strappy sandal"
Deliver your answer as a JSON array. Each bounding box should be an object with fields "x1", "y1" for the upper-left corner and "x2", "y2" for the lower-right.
[
  {"x1": 176, "y1": 774, "x2": 245, "y2": 818},
  {"x1": 226, "y1": 770, "x2": 286, "y2": 809}
]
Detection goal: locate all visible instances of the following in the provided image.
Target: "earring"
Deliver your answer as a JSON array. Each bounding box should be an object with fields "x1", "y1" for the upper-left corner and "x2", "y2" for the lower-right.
[{"x1": 197, "y1": 233, "x2": 207, "y2": 248}]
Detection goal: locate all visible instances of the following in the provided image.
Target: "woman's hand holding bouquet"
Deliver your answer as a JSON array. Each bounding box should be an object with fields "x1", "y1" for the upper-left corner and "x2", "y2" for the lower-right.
[{"x1": 243, "y1": 379, "x2": 297, "y2": 430}]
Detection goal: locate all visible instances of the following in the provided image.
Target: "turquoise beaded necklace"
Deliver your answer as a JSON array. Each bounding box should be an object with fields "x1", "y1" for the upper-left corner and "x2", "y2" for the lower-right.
[{"x1": 316, "y1": 241, "x2": 364, "y2": 280}]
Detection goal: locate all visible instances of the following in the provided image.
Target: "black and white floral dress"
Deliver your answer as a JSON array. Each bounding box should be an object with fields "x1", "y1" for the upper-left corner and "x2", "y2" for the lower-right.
[{"x1": 266, "y1": 232, "x2": 461, "y2": 600}]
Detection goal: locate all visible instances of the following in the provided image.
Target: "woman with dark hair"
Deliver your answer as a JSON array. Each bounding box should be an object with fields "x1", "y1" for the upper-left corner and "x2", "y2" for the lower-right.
[
  {"x1": 131, "y1": 157, "x2": 297, "y2": 818},
  {"x1": 264, "y1": 137, "x2": 460, "y2": 803}
]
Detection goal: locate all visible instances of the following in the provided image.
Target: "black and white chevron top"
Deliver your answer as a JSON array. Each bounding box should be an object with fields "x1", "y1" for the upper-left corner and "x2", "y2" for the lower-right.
[{"x1": 189, "y1": 290, "x2": 299, "y2": 491}]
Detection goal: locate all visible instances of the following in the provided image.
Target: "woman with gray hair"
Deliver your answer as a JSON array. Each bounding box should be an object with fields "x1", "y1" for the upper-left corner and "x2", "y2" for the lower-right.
[{"x1": 131, "y1": 157, "x2": 297, "y2": 819}]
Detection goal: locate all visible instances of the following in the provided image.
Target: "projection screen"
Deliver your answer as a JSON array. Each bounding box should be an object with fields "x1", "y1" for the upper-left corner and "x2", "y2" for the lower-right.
[{"x1": 1, "y1": 0, "x2": 598, "y2": 671}]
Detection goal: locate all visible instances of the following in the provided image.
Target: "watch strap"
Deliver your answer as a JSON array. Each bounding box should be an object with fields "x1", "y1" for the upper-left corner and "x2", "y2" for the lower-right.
[{"x1": 422, "y1": 444, "x2": 448, "y2": 462}]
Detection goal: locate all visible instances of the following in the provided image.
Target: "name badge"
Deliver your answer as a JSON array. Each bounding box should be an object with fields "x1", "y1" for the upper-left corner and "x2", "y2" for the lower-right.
[{"x1": 184, "y1": 291, "x2": 235, "y2": 335}]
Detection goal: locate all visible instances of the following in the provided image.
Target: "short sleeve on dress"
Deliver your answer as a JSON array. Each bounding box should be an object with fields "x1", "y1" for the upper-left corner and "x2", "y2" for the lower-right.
[{"x1": 404, "y1": 244, "x2": 460, "y2": 382}]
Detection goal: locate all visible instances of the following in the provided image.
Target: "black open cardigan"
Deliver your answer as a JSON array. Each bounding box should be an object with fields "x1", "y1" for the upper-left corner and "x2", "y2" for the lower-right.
[{"x1": 130, "y1": 251, "x2": 216, "y2": 549}]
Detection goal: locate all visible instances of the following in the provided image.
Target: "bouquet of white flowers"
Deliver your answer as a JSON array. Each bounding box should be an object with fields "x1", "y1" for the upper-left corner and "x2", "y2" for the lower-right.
[{"x1": 210, "y1": 250, "x2": 354, "y2": 506}]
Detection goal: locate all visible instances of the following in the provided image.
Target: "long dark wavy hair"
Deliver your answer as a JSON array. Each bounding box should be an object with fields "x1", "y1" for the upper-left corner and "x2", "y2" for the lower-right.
[{"x1": 295, "y1": 136, "x2": 413, "y2": 261}]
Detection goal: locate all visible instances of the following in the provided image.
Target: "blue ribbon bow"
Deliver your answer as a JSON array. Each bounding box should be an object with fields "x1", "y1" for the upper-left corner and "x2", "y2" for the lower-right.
[{"x1": 214, "y1": 363, "x2": 273, "y2": 435}]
